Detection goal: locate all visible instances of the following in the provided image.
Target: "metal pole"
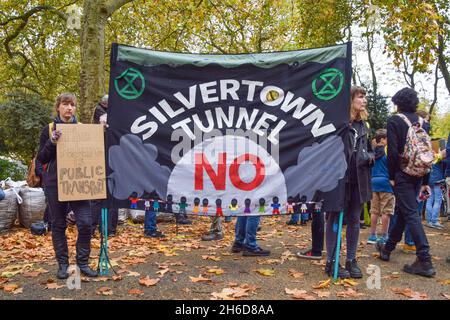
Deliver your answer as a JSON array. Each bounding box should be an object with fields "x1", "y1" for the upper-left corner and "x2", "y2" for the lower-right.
[{"x1": 333, "y1": 211, "x2": 344, "y2": 281}]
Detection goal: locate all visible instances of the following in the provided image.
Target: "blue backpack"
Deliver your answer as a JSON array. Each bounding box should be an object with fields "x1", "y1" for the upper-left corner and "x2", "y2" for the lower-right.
[{"x1": 0, "y1": 188, "x2": 4, "y2": 201}]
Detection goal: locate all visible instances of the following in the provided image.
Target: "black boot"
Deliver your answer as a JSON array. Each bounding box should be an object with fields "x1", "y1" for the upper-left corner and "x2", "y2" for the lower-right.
[
  {"x1": 57, "y1": 264, "x2": 69, "y2": 279},
  {"x1": 325, "y1": 260, "x2": 350, "y2": 279},
  {"x1": 76, "y1": 244, "x2": 97, "y2": 277},
  {"x1": 345, "y1": 259, "x2": 363, "y2": 278},
  {"x1": 403, "y1": 258, "x2": 436, "y2": 278},
  {"x1": 375, "y1": 242, "x2": 391, "y2": 261},
  {"x1": 51, "y1": 227, "x2": 69, "y2": 279},
  {"x1": 78, "y1": 265, "x2": 98, "y2": 277}
]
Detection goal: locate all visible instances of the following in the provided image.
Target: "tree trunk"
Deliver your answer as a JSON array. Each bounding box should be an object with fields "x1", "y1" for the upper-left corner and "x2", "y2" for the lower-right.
[
  {"x1": 366, "y1": 30, "x2": 377, "y2": 94},
  {"x1": 437, "y1": 27, "x2": 450, "y2": 96},
  {"x1": 429, "y1": 62, "x2": 439, "y2": 115},
  {"x1": 79, "y1": 0, "x2": 108, "y2": 123}
]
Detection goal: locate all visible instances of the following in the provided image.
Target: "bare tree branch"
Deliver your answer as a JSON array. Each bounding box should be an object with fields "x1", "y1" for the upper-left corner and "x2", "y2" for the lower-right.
[
  {"x1": 429, "y1": 62, "x2": 439, "y2": 115},
  {"x1": 0, "y1": 5, "x2": 67, "y2": 26},
  {"x1": 104, "y1": 0, "x2": 135, "y2": 17}
]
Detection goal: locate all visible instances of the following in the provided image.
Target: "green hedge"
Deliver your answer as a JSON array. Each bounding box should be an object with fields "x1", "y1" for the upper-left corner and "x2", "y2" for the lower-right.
[{"x1": 0, "y1": 157, "x2": 27, "y2": 181}]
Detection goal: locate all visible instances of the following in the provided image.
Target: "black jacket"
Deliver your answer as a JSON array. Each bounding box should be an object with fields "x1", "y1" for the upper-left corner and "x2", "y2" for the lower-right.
[
  {"x1": 93, "y1": 103, "x2": 107, "y2": 124},
  {"x1": 347, "y1": 120, "x2": 374, "y2": 204},
  {"x1": 37, "y1": 123, "x2": 57, "y2": 189},
  {"x1": 37, "y1": 117, "x2": 78, "y2": 189},
  {"x1": 387, "y1": 112, "x2": 430, "y2": 185}
]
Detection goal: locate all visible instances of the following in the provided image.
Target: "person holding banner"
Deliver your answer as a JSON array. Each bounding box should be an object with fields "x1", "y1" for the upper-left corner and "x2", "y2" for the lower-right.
[
  {"x1": 324, "y1": 86, "x2": 374, "y2": 279},
  {"x1": 91, "y1": 95, "x2": 118, "y2": 237},
  {"x1": 37, "y1": 92, "x2": 98, "y2": 279}
]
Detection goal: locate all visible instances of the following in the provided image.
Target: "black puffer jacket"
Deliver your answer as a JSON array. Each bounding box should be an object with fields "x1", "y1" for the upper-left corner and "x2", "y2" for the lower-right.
[
  {"x1": 347, "y1": 120, "x2": 374, "y2": 204},
  {"x1": 37, "y1": 116, "x2": 77, "y2": 189}
]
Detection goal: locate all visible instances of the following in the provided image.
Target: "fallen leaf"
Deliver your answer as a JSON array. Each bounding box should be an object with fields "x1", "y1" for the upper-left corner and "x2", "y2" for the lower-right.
[
  {"x1": 256, "y1": 259, "x2": 280, "y2": 265},
  {"x1": 112, "y1": 275, "x2": 122, "y2": 281},
  {"x1": 139, "y1": 276, "x2": 160, "y2": 287},
  {"x1": 1, "y1": 271, "x2": 22, "y2": 278},
  {"x1": 126, "y1": 271, "x2": 141, "y2": 277},
  {"x1": 12, "y1": 287, "x2": 23, "y2": 295},
  {"x1": 231, "y1": 287, "x2": 250, "y2": 298},
  {"x1": 45, "y1": 283, "x2": 65, "y2": 290},
  {"x1": 285, "y1": 288, "x2": 306, "y2": 295},
  {"x1": 254, "y1": 269, "x2": 275, "y2": 276},
  {"x1": 23, "y1": 271, "x2": 40, "y2": 278},
  {"x1": 189, "y1": 275, "x2": 212, "y2": 283},
  {"x1": 96, "y1": 287, "x2": 113, "y2": 296},
  {"x1": 211, "y1": 288, "x2": 236, "y2": 300},
  {"x1": 336, "y1": 288, "x2": 364, "y2": 298},
  {"x1": 313, "y1": 290, "x2": 331, "y2": 298},
  {"x1": 207, "y1": 268, "x2": 225, "y2": 275},
  {"x1": 391, "y1": 287, "x2": 428, "y2": 300},
  {"x1": 288, "y1": 269, "x2": 304, "y2": 279},
  {"x1": 3, "y1": 283, "x2": 19, "y2": 292},
  {"x1": 202, "y1": 255, "x2": 221, "y2": 261},
  {"x1": 280, "y1": 250, "x2": 296, "y2": 264},
  {"x1": 285, "y1": 288, "x2": 316, "y2": 300},
  {"x1": 312, "y1": 279, "x2": 331, "y2": 289},
  {"x1": 128, "y1": 288, "x2": 144, "y2": 295},
  {"x1": 439, "y1": 280, "x2": 450, "y2": 285},
  {"x1": 156, "y1": 269, "x2": 170, "y2": 277},
  {"x1": 441, "y1": 293, "x2": 450, "y2": 300},
  {"x1": 91, "y1": 277, "x2": 109, "y2": 282},
  {"x1": 312, "y1": 259, "x2": 326, "y2": 266},
  {"x1": 335, "y1": 279, "x2": 359, "y2": 287}
]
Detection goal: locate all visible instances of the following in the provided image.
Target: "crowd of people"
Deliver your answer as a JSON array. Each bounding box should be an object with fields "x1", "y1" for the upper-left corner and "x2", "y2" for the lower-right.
[{"x1": 35, "y1": 87, "x2": 449, "y2": 280}]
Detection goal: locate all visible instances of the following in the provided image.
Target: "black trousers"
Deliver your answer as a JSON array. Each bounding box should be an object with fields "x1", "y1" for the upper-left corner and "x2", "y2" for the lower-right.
[
  {"x1": 311, "y1": 210, "x2": 324, "y2": 256},
  {"x1": 45, "y1": 189, "x2": 92, "y2": 266},
  {"x1": 91, "y1": 200, "x2": 118, "y2": 234},
  {"x1": 385, "y1": 171, "x2": 431, "y2": 262}
]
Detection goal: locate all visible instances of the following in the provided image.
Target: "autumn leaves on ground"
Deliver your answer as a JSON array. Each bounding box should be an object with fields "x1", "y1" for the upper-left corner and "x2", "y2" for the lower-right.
[{"x1": 1, "y1": 216, "x2": 449, "y2": 300}]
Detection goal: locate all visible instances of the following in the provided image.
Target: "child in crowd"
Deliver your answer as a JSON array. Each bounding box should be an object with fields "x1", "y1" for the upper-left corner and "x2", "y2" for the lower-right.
[
  {"x1": 368, "y1": 129, "x2": 394, "y2": 244},
  {"x1": 144, "y1": 196, "x2": 165, "y2": 238}
]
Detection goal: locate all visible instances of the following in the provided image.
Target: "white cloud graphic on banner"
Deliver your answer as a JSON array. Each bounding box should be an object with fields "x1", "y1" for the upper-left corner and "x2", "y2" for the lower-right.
[
  {"x1": 284, "y1": 135, "x2": 347, "y2": 201},
  {"x1": 108, "y1": 134, "x2": 171, "y2": 200},
  {"x1": 167, "y1": 135, "x2": 287, "y2": 214}
]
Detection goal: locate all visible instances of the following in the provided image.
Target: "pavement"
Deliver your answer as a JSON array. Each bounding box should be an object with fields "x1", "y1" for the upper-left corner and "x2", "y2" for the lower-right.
[{"x1": 0, "y1": 214, "x2": 449, "y2": 300}]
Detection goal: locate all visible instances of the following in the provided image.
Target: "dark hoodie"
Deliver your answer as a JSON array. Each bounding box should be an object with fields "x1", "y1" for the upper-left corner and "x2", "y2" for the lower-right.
[
  {"x1": 371, "y1": 145, "x2": 393, "y2": 193},
  {"x1": 37, "y1": 116, "x2": 77, "y2": 189}
]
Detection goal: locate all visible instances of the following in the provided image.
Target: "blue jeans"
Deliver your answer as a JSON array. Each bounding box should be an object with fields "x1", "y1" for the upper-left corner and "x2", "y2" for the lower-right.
[
  {"x1": 426, "y1": 184, "x2": 442, "y2": 224},
  {"x1": 144, "y1": 210, "x2": 156, "y2": 233},
  {"x1": 234, "y1": 216, "x2": 260, "y2": 250},
  {"x1": 290, "y1": 213, "x2": 299, "y2": 223}
]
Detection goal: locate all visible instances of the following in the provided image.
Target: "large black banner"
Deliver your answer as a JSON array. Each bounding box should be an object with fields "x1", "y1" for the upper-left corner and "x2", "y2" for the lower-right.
[{"x1": 107, "y1": 43, "x2": 351, "y2": 215}]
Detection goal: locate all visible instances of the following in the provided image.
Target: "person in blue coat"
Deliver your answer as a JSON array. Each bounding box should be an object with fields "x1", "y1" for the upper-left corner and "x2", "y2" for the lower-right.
[{"x1": 425, "y1": 146, "x2": 445, "y2": 229}]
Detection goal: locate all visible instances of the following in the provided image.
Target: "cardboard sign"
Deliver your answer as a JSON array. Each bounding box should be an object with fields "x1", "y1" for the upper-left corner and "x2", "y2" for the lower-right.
[
  {"x1": 431, "y1": 139, "x2": 445, "y2": 153},
  {"x1": 56, "y1": 124, "x2": 106, "y2": 201}
]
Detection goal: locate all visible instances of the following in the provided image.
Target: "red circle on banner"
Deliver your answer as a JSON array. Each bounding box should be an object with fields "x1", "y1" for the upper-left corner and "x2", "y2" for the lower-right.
[{"x1": 229, "y1": 153, "x2": 265, "y2": 191}]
